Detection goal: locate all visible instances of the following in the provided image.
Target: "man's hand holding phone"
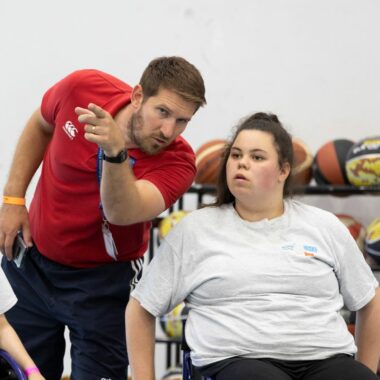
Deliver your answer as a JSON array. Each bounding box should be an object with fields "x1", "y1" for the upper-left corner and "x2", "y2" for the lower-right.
[
  {"x1": 0, "y1": 202, "x2": 32, "y2": 261},
  {"x1": 12, "y1": 231, "x2": 29, "y2": 268}
]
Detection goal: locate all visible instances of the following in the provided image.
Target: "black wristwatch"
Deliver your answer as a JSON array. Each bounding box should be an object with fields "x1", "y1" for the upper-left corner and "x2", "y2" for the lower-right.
[{"x1": 103, "y1": 149, "x2": 128, "y2": 164}]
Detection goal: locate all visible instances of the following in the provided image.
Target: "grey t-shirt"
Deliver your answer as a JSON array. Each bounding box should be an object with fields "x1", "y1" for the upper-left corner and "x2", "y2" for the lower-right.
[{"x1": 132, "y1": 200, "x2": 378, "y2": 367}]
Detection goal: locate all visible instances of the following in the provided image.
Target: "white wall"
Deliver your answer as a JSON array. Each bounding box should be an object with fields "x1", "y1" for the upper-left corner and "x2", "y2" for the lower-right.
[{"x1": 1, "y1": 0, "x2": 380, "y2": 378}]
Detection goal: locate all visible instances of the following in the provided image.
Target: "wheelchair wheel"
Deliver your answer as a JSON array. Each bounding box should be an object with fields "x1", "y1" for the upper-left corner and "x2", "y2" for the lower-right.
[{"x1": 0, "y1": 350, "x2": 27, "y2": 380}]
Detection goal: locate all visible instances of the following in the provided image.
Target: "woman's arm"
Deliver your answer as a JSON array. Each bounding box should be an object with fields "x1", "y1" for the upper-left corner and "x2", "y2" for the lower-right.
[
  {"x1": 126, "y1": 297, "x2": 156, "y2": 380},
  {"x1": 0, "y1": 314, "x2": 45, "y2": 379},
  {"x1": 355, "y1": 287, "x2": 380, "y2": 373}
]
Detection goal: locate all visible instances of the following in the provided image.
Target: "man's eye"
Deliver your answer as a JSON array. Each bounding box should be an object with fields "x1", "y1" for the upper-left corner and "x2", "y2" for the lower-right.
[
  {"x1": 158, "y1": 107, "x2": 168, "y2": 116},
  {"x1": 177, "y1": 119, "x2": 188, "y2": 126}
]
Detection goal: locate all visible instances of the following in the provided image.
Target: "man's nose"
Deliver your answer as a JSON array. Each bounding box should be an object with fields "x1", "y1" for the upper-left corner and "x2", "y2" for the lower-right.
[{"x1": 160, "y1": 118, "x2": 176, "y2": 139}]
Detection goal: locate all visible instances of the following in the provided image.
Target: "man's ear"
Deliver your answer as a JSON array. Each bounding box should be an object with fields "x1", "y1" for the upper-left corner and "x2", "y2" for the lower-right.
[{"x1": 131, "y1": 84, "x2": 144, "y2": 109}]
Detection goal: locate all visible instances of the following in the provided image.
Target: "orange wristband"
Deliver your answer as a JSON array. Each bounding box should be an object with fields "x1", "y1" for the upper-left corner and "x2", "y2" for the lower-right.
[{"x1": 2, "y1": 196, "x2": 26, "y2": 206}]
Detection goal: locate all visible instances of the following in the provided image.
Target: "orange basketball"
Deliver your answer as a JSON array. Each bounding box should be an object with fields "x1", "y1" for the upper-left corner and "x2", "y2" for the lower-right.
[
  {"x1": 347, "y1": 323, "x2": 355, "y2": 336},
  {"x1": 195, "y1": 139, "x2": 227, "y2": 185},
  {"x1": 292, "y1": 137, "x2": 313, "y2": 186},
  {"x1": 313, "y1": 139, "x2": 354, "y2": 185}
]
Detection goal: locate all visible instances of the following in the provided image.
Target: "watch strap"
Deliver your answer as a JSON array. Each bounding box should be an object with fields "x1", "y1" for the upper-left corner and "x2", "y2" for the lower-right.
[{"x1": 103, "y1": 149, "x2": 128, "y2": 163}]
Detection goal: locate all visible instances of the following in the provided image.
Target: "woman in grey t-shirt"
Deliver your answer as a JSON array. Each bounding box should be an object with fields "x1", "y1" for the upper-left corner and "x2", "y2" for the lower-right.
[{"x1": 126, "y1": 112, "x2": 380, "y2": 380}]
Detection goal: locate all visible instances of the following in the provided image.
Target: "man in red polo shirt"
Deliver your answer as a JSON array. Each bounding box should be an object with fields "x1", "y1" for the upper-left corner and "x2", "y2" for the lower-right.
[{"x1": 0, "y1": 56, "x2": 206, "y2": 380}]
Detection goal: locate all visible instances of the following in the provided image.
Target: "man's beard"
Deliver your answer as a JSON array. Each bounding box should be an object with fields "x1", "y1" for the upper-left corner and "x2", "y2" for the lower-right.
[{"x1": 127, "y1": 111, "x2": 168, "y2": 155}]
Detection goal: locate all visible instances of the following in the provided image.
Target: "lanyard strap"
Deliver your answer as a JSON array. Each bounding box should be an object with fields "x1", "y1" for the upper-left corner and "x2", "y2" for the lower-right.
[
  {"x1": 96, "y1": 148, "x2": 104, "y2": 186},
  {"x1": 96, "y1": 148, "x2": 136, "y2": 219}
]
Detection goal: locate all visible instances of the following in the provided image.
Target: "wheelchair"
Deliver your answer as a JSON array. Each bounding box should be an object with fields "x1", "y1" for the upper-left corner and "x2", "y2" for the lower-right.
[{"x1": 0, "y1": 350, "x2": 27, "y2": 380}]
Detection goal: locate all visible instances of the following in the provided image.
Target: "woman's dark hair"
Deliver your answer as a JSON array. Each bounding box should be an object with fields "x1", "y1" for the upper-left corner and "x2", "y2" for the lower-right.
[{"x1": 213, "y1": 112, "x2": 294, "y2": 206}]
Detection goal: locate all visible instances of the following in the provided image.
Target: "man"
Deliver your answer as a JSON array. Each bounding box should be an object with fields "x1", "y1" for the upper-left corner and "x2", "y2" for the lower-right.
[{"x1": 0, "y1": 56, "x2": 206, "y2": 380}]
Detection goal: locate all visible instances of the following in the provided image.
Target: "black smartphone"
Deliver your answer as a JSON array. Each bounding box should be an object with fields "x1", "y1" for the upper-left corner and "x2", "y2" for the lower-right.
[{"x1": 12, "y1": 231, "x2": 28, "y2": 268}]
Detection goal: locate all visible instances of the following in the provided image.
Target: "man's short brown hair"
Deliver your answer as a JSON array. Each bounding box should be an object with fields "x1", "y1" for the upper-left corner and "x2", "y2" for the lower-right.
[{"x1": 139, "y1": 56, "x2": 206, "y2": 111}]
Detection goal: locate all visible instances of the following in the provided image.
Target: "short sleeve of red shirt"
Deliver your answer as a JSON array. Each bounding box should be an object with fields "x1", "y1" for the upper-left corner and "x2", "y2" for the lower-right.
[{"x1": 129, "y1": 136, "x2": 196, "y2": 209}]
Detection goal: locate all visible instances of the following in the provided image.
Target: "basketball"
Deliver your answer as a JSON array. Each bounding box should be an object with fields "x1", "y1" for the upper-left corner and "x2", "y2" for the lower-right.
[
  {"x1": 365, "y1": 217, "x2": 380, "y2": 264},
  {"x1": 194, "y1": 139, "x2": 227, "y2": 185},
  {"x1": 336, "y1": 214, "x2": 366, "y2": 253},
  {"x1": 345, "y1": 136, "x2": 380, "y2": 186},
  {"x1": 159, "y1": 302, "x2": 189, "y2": 339},
  {"x1": 291, "y1": 137, "x2": 313, "y2": 186},
  {"x1": 158, "y1": 211, "x2": 189, "y2": 240},
  {"x1": 313, "y1": 139, "x2": 354, "y2": 185},
  {"x1": 161, "y1": 366, "x2": 183, "y2": 380}
]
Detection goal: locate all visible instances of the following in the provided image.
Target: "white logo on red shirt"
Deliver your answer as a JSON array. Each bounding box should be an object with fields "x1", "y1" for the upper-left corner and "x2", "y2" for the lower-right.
[{"x1": 62, "y1": 121, "x2": 78, "y2": 140}]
